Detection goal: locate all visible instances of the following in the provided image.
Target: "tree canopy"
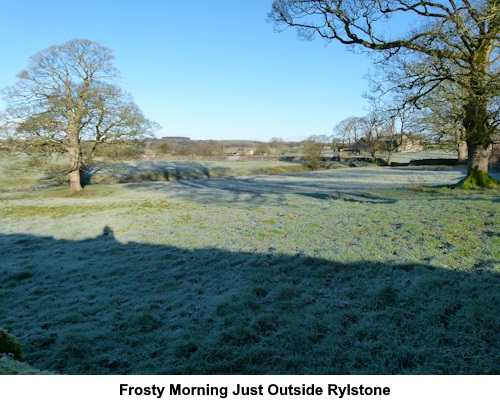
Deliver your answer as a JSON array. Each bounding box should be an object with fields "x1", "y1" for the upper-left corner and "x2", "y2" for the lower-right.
[
  {"x1": 269, "y1": 0, "x2": 500, "y2": 186},
  {"x1": 1, "y1": 39, "x2": 157, "y2": 192}
]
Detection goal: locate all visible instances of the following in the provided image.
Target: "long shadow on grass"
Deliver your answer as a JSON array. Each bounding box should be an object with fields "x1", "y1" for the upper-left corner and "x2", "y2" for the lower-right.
[{"x1": 1, "y1": 230, "x2": 499, "y2": 375}]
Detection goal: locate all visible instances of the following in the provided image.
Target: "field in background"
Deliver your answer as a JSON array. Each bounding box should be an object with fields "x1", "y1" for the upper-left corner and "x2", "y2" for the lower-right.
[
  {"x1": 1, "y1": 162, "x2": 499, "y2": 374},
  {"x1": 0, "y1": 150, "x2": 461, "y2": 192},
  {"x1": 0, "y1": 154, "x2": 339, "y2": 192}
]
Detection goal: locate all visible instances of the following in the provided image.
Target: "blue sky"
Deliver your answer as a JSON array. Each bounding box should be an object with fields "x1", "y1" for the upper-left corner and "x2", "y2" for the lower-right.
[{"x1": 0, "y1": 0, "x2": 375, "y2": 141}]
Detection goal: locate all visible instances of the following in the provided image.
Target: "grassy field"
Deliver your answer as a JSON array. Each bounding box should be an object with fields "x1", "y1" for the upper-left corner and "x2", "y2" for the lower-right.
[
  {"x1": 0, "y1": 150, "x2": 459, "y2": 191},
  {"x1": 0, "y1": 162, "x2": 499, "y2": 374}
]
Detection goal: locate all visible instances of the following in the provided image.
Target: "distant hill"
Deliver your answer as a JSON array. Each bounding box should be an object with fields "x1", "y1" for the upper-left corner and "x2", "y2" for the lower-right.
[{"x1": 160, "y1": 136, "x2": 191, "y2": 142}]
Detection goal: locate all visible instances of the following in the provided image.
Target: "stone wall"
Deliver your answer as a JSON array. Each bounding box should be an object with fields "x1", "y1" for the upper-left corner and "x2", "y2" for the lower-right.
[{"x1": 145, "y1": 154, "x2": 282, "y2": 162}]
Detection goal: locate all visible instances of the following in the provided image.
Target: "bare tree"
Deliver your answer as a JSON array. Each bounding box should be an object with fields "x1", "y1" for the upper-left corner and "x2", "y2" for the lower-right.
[
  {"x1": 1, "y1": 39, "x2": 157, "y2": 192},
  {"x1": 333, "y1": 116, "x2": 362, "y2": 152},
  {"x1": 269, "y1": 0, "x2": 500, "y2": 187},
  {"x1": 384, "y1": 106, "x2": 415, "y2": 166},
  {"x1": 364, "y1": 89, "x2": 416, "y2": 165},
  {"x1": 359, "y1": 110, "x2": 383, "y2": 160},
  {"x1": 333, "y1": 117, "x2": 353, "y2": 149}
]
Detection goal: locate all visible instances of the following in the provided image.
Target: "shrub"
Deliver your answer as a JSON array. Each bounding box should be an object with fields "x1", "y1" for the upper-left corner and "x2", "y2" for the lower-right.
[
  {"x1": 302, "y1": 138, "x2": 324, "y2": 169},
  {"x1": 255, "y1": 144, "x2": 271, "y2": 155},
  {"x1": 0, "y1": 329, "x2": 22, "y2": 360},
  {"x1": 269, "y1": 137, "x2": 286, "y2": 154},
  {"x1": 155, "y1": 142, "x2": 171, "y2": 156}
]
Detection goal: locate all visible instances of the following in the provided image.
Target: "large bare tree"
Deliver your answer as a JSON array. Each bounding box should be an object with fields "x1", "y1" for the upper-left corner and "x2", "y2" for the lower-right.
[
  {"x1": 269, "y1": 0, "x2": 500, "y2": 187},
  {"x1": 1, "y1": 39, "x2": 157, "y2": 193}
]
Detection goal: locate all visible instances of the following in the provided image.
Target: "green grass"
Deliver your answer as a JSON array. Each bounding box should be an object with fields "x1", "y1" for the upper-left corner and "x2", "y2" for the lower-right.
[{"x1": 0, "y1": 165, "x2": 499, "y2": 374}]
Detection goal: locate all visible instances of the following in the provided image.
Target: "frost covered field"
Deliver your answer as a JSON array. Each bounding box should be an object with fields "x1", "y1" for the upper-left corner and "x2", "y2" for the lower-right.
[{"x1": 1, "y1": 165, "x2": 499, "y2": 374}]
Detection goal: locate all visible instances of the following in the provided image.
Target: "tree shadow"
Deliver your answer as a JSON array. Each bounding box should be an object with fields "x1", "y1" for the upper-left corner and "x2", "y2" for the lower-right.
[
  {"x1": 124, "y1": 174, "x2": 400, "y2": 207},
  {"x1": 122, "y1": 166, "x2": 477, "y2": 207},
  {"x1": 1, "y1": 230, "x2": 498, "y2": 375},
  {"x1": 84, "y1": 164, "x2": 492, "y2": 207},
  {"x1": 85, "y1": 161, "x2": 230, "y2": 185}
]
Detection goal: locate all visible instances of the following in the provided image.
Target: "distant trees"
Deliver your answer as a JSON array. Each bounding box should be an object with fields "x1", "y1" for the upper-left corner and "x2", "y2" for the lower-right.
[
  {"x1": 158, "y1": 140, "x2": 225, "y2": 156},
  {"x1": 379, "y1": 106, "x2": 415, "y2": 166},
  {"x1": 332, "y1": 101, "x2": 418, "y2": 165},
  {"x1": 255, "y1": 143, "x2": 271, "y2": 155},
  {"x1": 333, "y1": 117, "x2": 363, "y2": 152},
  {"x1": 186, "y1": 140, "x2": 224, "y2": 156},
  {"x1": 1, "y1": 39, "x2": 157, "y2": 192},
  {"x1": 269, "y1": 0, "x2": 500, "y2": 187},
  {"x1": 378, "y1": 118, "x2": 398, "y2": 166},
  {"x1": 359, "y1": 112, "x2": 381, "y2": 160},
  {"x1": 416, "y1": 81, "x2": 468, "y2": 163},
  {"x1": 269, "y1": 137, "x2": 286, "y2": 154}
]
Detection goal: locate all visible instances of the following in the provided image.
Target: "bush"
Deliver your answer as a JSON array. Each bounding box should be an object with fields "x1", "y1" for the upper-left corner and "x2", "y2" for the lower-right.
[
  {"x1": 155, "y1": 142, "x2": 171, "y2": 155},
  {"x1": 269, "y1": 137, "x2": 287, "y2": 154},
  {"x1": 0, "y1": 330, "x2": 22, "y2": 360},
  {"x1": 302, "y1": 139, "x2": 324, "y2": 169},
  {"x1": 255, "y1": 144, "x2": 271, "y2": 155}
]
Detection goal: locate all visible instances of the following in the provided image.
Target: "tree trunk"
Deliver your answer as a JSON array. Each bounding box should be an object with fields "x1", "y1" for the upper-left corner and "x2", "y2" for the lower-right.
[
  {"x1": 462, "y1": 142, "x2": 498, "y2": 188},
  {"x1": 460, "y1": 78, "x2": 498, "y2": 188},
  {"x1": 69, "y1": 146, "x2": 83, "y2": 193},
  {"x1": 468, "y1": 143, "x2": 488, "y2": 174},
  {"x1": 387, "y1": 150, "x2": 393, "y2": 166},
  {"x1": 69, "y1": 169, "x2": 82, "y2": 193},
  {"x1": 457, "y1": 140, "x2": 467, "y2": 164}
]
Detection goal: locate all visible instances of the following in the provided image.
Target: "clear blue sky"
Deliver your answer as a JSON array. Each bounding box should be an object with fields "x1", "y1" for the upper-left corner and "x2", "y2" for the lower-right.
[{"x1": 0, "y1": 0, "x2": 375, "y2": 141}]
